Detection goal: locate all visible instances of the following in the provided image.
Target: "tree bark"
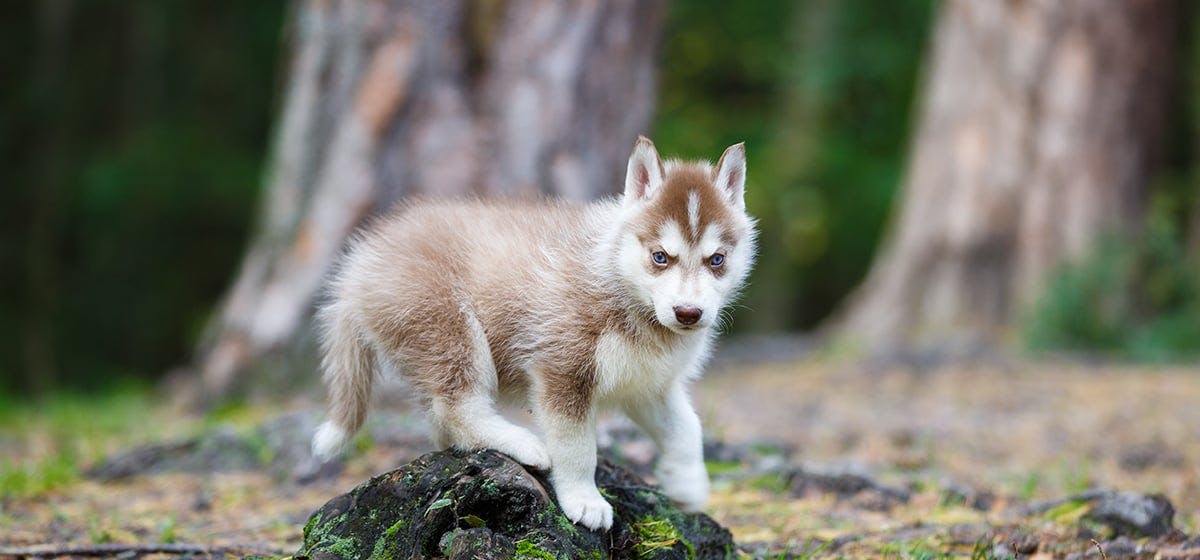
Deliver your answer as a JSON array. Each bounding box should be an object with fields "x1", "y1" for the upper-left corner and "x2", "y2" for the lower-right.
[
  {"x1": 191, "y1": 0, "x2": 667, "y2": 400},
  {"x1": 835, "y1": 0, "x2": 1177, "y2": 350}
]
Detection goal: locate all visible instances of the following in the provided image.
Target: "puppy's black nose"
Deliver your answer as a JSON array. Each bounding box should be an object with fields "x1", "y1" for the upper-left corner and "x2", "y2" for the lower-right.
[{"x1": 673, "y1": 306, "x2": 702, "y2": 326}]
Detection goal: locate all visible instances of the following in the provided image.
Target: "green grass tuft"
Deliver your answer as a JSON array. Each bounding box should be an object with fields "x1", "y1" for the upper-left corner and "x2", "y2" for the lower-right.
[
  {"x1": 0, "y1": 452, "x2": 78, "y2": 498},
  {"x1": 704, "y1": 460, "x2": 743, "y2": 477},
  {"x1": 790, "y1": 538, "x2": 830, "y2": 560},
  {"x1": 878, "y1": 539, "x2": 948, "y2": 560},
  {"x1": 1042, "y1": 499, "x2": 1092, "y2": 525},
  {"x1": 158, "y1": 515, "x2": 177, "y2": 544},
  {"x1": 746, "y1": 472, "x2": 790, "y2": 493}
]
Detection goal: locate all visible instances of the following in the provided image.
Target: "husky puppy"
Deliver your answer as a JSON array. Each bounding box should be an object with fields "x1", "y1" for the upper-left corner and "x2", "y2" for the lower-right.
[{"x1": 312, "y1": 137, "x2": 756, "y2": 530}]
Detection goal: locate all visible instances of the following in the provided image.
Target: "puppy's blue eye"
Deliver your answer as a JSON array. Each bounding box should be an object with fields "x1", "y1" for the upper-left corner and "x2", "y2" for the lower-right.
[
  {"x1": 652, "y1": 251, "x2": 668, "y2": 265},
  {"x1": 709, "y1": 253, "x2": 725, "y2": 267}
]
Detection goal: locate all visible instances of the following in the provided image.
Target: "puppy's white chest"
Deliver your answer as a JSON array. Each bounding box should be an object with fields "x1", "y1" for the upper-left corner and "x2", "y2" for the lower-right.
[{"x1": 592, "y1": 331, "x2": 706, "y2": 401}]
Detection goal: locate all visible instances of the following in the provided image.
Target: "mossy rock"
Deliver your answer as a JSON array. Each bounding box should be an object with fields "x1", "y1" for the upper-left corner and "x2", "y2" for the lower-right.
[{"x1": 299, "y1": 449, "x2": 734, "y2": 559}]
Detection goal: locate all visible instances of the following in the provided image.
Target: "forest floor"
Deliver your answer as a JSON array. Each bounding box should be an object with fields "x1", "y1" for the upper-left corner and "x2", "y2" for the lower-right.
[{"x1": 1, "y1": 353, "x2": 1199, "y2": 558}]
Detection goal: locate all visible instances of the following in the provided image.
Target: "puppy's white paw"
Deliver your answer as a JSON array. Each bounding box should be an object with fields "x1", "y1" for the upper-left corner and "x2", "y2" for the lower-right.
[
  {"x1": 657, "y1": 459, "x2": 710, "y2": 511},
  {"x1": 557, "y1": 486, "x2": 613, "y2": 531},
  {"x1": 491, "y1": 427, "x2": 551, "y2": 471}
]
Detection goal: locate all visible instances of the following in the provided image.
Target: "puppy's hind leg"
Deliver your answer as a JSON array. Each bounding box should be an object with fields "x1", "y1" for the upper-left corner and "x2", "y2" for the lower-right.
[
  {"x1": 419, "y1": 309, "x2": 550, "y2": 470},
  {"x1": 430, "y1": 392, "x2": 550, "y2": 470}
]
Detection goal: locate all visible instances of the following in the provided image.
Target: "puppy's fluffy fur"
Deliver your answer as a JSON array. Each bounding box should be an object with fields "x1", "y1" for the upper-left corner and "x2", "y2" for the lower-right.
[{"x1": 312, "y1": 137, "x2": 756, "y2": 530}]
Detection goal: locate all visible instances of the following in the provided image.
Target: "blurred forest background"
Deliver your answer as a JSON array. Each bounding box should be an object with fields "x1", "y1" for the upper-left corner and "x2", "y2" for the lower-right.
[{"x1": 3, "y1": 0, "x2": 1200, "y2": 399}]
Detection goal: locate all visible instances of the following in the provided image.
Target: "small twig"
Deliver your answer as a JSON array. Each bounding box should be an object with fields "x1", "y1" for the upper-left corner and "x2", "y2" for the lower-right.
[
  {"x1": 0, "y1": 542, "x2": 281, "y2": 559},
  {"x1": 1091, "y1": 538, "x2": 1107, "y2": 560}
]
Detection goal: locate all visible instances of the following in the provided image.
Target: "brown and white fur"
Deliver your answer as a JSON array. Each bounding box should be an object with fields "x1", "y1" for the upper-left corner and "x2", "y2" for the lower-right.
[{"x1": 311, "y1": 137, "x2": 756, "y2": 531}]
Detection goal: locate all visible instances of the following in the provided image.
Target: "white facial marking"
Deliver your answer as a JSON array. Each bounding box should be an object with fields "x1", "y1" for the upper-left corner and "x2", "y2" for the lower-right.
[
  {"x1": 658, "y1": 221, "x2": 686, "y2": 257},
  {"x1": 698, "y1": 224, "x2": 724, "y2": 259},
  {"x1": 687, "y1": 190, "x2": 700, "y2": 238}
]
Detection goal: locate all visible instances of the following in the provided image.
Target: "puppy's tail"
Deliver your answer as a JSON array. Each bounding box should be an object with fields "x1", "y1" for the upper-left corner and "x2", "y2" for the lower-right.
[{"x1": 311, "y1": 302, "x2": 375, "y2": 461}]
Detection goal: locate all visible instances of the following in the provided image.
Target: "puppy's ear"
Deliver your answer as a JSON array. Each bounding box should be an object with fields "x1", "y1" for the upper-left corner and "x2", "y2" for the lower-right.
[
  {"x1": 624, "y1": 135, "x2": 665, "y2": 203},
  {"x1": 714, "y1": 142, "x2": 746, "y2": 209}
]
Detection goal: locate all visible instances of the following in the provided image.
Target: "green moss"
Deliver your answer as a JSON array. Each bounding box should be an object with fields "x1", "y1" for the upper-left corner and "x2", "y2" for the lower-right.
[
  {"x1": 299, "y1": 450, "x2": 729, "y2": 559},
  {"x1": 632, "y1": 517, "x2": 694, "y2": 559},
  {"x1": 557, "y1": 515, "x2": 582, "y2": 537},
  {"x1": 324, "y1": 534, "x2": 359, "y2": 559},
  {"x1": 383, "y1": 518, "x2": 406, "y2": 538},
  {"x1": 482, "y1": 477, "x2": 500, "y2": 496},
  {"x1": 302, "y1": 512, "x2": 323, "y2": 542},
  {"x1": 368, "y1": 518, "x2": 408, "y2": 560},
  {"x1": 304, "y1": 511, "x2": 353, "y2": 556},
  {"x1": 515, "y1": 538, "x2": 558, "y2": 560},
  {"x1": 439, "y1": 529, "x2": 460, "y2": 556},
  {"x1": 552, "y1": 510, "x2": 581, "y2": 538},
  {"x1": 636, "y1": 490, "x2": 663, "y2": 505},
  {"x1": 534, "y1": 500, "x2": 583, "y2": 539}
]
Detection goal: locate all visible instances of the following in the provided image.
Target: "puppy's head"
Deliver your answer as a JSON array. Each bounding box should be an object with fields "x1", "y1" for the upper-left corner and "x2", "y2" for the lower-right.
[{"x1": 615, "y1": 136, "x2": 757, "y2": 334}]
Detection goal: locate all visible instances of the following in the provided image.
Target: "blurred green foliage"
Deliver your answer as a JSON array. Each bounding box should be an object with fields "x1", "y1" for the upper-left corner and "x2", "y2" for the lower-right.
[
  {"x1": 1024, "y1": 204, "x2": 1200, "y2": 362},
  {"x1": 1, "y1": 1, "x2": 287, "y2": 392},
  {"x1": 655, "y1": 0, "x2": 935, "y2": 330}
]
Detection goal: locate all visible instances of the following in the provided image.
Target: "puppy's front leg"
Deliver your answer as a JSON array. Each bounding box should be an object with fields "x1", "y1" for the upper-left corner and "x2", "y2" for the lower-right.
[
  {"x1": 540, "y1": 406, "x2": 613, "y2": 531},
  {"x1": 625, "y1": 382, "x2": 709, "y2": 511}
]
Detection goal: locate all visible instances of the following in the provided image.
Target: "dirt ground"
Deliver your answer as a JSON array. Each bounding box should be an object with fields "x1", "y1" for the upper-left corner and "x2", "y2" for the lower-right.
[
  {"x1": 698, "y1": 358, "x2": 1200, "y2": 556},
  {"x1": 1, "y1": 358, "x2": 1199, "y2": 558},
  {"x1": 700, "y1": 359, "x2": 1200, "y2": 519}
]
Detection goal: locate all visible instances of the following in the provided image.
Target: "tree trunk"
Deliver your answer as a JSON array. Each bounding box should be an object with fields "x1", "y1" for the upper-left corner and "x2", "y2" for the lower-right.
[
  {"x1": 191, "y1": 0, "x2": 667, "y2": 400},
  {"x1": 835, "y1": 0, "x2": 1177, "y2": 350}
]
